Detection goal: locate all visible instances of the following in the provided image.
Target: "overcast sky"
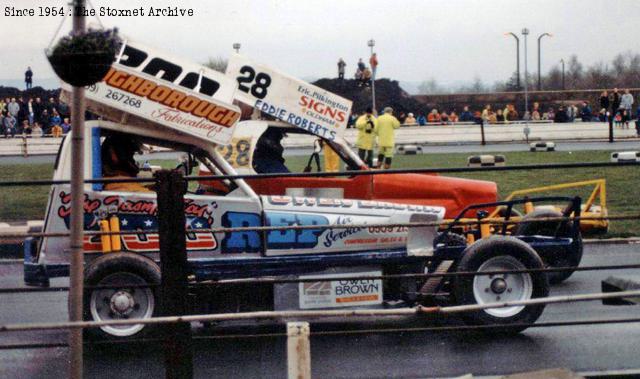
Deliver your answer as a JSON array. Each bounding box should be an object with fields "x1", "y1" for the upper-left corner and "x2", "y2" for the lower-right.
[{"x1": 1, "y1": 0, "x2": 639, "y2": 88}]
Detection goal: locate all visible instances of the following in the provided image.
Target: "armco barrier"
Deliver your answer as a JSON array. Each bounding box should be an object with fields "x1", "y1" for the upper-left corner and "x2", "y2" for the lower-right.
[{"x1": 2, "y1": 122, "x2": 639, "y2": 157}]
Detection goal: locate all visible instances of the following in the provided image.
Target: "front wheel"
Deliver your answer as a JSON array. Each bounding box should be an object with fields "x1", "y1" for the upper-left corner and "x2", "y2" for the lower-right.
[
  {"x1": 83, "y1": 252, "x2": 161, "y2": 340},
  {"x1": 453, "y1": 236, "x2": 549, "y2": 334}
]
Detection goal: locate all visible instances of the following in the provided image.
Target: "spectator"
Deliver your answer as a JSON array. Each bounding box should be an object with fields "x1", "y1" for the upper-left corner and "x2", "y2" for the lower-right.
[
  {"x1": 32, "y1": 122, "x2": 43, "y2": 137},
  {"x1": 554, "y1": 106, "x2": 569, "y2": 123},
  {"x1": 472, "y1": 111, "x2": 482, "y2": 124},
  {"x1": 459, "y1": 106, "x2": 473, "y2": 122},
  {"x1": 598, "y1": 108, "x2": 607, "y2": 122},
  {"x1": 369, "y1": 53, "x2": 378, "y2": 79},
  {"x1": 357, "y1": 58, "x2": 366, "y2": 72},
  {"x1": 17, "y1": 97, "x2": 28, "y2": 124},
  {"x1": 20, "y1": 120, "x2": 31, "y2": 135},
  {"x1": 362, "y1": 67, "x2": 372, "y2": 86},
  {"x1": 3, "y1": 113, "x2": 17, "y2": 137},
  {"x1": 620, "y1": 89, "x2": 634, "y2": 128},
  {"x1": 0, "y1": 99, "x2": 6, "y2": 114},
  {"x1": 611, "y1": 88, "x2": 622, "y2": 124},
  {"x1": 49, "y1": 109, "x2": 62, "y2": 130},
  {"x1": 398, "y1": 112, "x2": 406, "y2": 124},
  {"x1": 46, "y1": 97, "x2": 58, "y2": 115},
  {"x1": 51, "y1": 122, "x2": 63, "y2": 138},
  {"x1": 375, "y1": 107, "x2": 401, "y2": 169},
  {"x1": 440, "y1": 111, "x2": 449, "y2": 123},
  {"x1": 355, "y1": 107, "x2": 377, "y2": 167},
  {"x1": 496, "y1": 109, "x2": 506, "y2": 122},
  {"x1": 506, "y1": 104, "x2": 519, "y2": 121},
  {"x1": 7, "y1": 98, "x2": 20, "y2": 118},
  {"x1": 39, "y1": 109, "x2": 50, "y2": 131},
  {"x1": 337, "y1": 58, "x2": 346, "y2": 80},
  {"x1": 481, "y1": 104, "x2": 491, "y2": 122},
  {"x1": 33, "y1": 97, "x2": 44, "y2": 122},
  {"x1": 599, "y1": 91, "x2": 610, "y2": 120},
  {"x1": 532, "y1": 102, "x2": 541, "y2": 115},
  {"x1": 449, "y1": 111, "x2": 459, "y2": 123},
  {"x1": 486, "y1": 111, "x2": 496, "y2": 123},
  {"x1": 354, "y1": 69, "x2": 364, "y2": 86},
  {"x1": 566, "y1": 104, "x2": 576, "y2": 122},
  {"x1": 427, "y1": 109, "x2": 440, "y2": 123},
  {"x1": 532, "y1": 109, "x2": 541, "y2": 120},
  {"x1": 546, "y1": 108, "x2": 555, "y2": 121},
  {"x1": 25, "y1": 67, "x2": 33, "y2": 89},
  {"x1": 404, "y1": 112, "x2": 416, "y2": 125},
  {"x1": 417, "y1": 114, "x2": 426, "y2": 126},
  {"x1": 27, "y1": 98, "x2": 35, "y2": 125},
  {"x1": 503, "y1": 104, "x2": 510, "y2": 122},
  {"x1": 579, "y1": 102, "x2": 592, "y2": 122}
]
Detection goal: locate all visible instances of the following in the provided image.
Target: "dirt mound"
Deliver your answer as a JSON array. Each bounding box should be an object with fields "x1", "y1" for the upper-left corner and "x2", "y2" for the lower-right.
[{"x1": 312, "y1": 78, "x2": 427, "y2": 116}]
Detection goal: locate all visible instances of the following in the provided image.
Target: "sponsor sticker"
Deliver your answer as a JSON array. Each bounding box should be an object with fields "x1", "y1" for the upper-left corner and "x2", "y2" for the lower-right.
[
  {"x1": 226, "y1": 54, "x2": 352, "y2": 141},
  {"x1": 299, "y1": 271, "x2": 383, "y2": 309}
]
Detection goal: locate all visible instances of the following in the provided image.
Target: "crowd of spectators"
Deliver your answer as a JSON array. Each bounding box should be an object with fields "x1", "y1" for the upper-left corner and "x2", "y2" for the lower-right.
[
  {"x1": 0, "y1": 96, "x2": 70, "y2": 138},
  {"x1": 346, "y1": 89, "x2": 638, "y2": 128},
  {"x1": 337, "y1": 53, "x2": 378, "y2": 87}
]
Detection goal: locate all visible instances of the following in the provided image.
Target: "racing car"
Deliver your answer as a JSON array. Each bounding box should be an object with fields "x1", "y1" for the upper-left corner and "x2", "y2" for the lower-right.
[{"x1": 23, "y1": 37, "x2": 581, "y2": 339}]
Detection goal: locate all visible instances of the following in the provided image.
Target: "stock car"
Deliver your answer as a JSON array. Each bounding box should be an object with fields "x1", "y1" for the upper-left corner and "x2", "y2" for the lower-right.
[{"x1": 21, "y1": 118, "x2": 578, "y2": 339}]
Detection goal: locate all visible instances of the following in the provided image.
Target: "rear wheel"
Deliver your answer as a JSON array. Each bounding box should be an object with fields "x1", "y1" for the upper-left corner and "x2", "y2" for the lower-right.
[
  {"x1": 83, "y1": 253, "x2": 160, "y2": 340},
  {"x1": 453, "y1": 236, "x2": 549, "y2": 334},
  {"x1": 516, "y1": 209, "x2": 583, "y2": 284}
]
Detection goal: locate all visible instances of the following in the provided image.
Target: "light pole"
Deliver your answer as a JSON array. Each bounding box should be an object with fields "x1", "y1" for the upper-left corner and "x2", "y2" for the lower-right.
[
  {"x1": 522, "y1": 28, "x2": 530, "y2": 115},
  {"x1": 560, "y1": 58, "x2": 566, "y2": 90},
  {"x1": 367, "y1": 39, "x2": 376, "y2": 113},
  {"x1": 505, "y1": 32, "x2": 520, "y2": 90},
  {"x1": 233, "y1": 43, "x2": 241, "y2": 54},
  {"x1": 537, "y1": 32, "x2": 552, "y2": 90}
]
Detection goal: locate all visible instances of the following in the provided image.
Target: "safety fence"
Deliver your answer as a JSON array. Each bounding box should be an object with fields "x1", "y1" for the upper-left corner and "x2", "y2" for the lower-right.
[{"x1": 0, "y1": 161, "x2": 639, "y2": 378}]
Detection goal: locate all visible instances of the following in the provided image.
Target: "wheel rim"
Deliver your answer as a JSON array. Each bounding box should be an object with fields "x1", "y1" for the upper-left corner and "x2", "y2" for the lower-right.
[
  {"x1": 472, "y1": 256, "x2": 533, "y2": 318},
  {"x1": 90, "y1": 272, "x2": 154, "y2": 337}
]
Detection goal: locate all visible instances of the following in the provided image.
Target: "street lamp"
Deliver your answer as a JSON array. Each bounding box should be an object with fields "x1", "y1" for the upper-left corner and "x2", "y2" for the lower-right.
[
  {"x1": 367, "y1": 39, "x2": 376, "y2": 113},
  {"x1": 560, "y1": 58, "x2": 565, "y2": 90},
  {"x1": 537, "y1": 33, "x2": 552, "y2": 90},
  {"x1": 233, "y1": 43, "x2": 241, "y2": 53},
  {"x1": 522, "y1": 28, "x2": 530, "y2": 115},
  {"x1": 504, "y1": 32, "x2": 520, "y2": 90}
]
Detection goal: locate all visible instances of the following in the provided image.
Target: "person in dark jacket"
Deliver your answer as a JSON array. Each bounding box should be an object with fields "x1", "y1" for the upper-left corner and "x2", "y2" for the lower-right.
[
  {"x1": 579, "y1": 102, "x2": 592, "y2": 122},
  {"x1": 459, "y1": 106, "x2": 473, "y2": 122},
  {"x1": 599, "y1": 91, "x2": 610, "y2": 122},
  {"x1": 24, "y1": 67, "x2": 33, "y2": 89},
  {"x1": 554, "y1": 106, "x2": 569, "y2": 123},
  {"x1": 611, "y1": 88, "x2": 621, "y2": 112}
]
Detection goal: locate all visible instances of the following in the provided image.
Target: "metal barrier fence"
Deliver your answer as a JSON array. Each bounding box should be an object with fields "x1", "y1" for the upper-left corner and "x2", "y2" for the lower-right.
[{"x1": 0, "y1": 160, "x2": 639, "y2": 378}]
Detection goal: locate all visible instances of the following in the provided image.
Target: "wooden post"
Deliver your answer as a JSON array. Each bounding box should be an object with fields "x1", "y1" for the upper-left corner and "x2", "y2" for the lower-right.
[
  {"x1": 480, "y1": 119, "x2": 486, "y2": 146},
  {"x1": 68, "y1": 1, "x2": 87, "y2": 378},
  {"x1": 155, "y1": 169, "x2": 193, "y2": 379},
  {"x1": 287, "y1": 322, "x2": 311, "y2": 379}
]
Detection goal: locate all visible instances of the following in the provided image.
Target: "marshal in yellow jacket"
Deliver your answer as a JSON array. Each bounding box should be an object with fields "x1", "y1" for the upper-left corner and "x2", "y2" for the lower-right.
[
  {"x1": 355, "y1": 114, "x2": 378, "y2": 150},
  {"x1": 375, "y1": 113, "x2": 401, "y2": 148}
]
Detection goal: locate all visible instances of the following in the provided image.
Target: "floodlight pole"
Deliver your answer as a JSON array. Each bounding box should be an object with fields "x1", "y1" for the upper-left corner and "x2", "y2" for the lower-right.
[
  {"x1": 537, "y1": 33, "x2": 552, "y2": 90},
  {"x1": 69, "y1": 0, "x2": 87, "y2": 378},
  {"x1": 368, "y1": 39, "x2": 376, "y2": 113},
  {"x1": 233, "y1": 43, "x2": 241, "y2": 53}
]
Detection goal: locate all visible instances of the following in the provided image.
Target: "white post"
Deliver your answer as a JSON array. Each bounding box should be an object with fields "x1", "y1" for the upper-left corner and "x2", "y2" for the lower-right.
[{"x1": 287, "y1": 322, "x2": 311, "y2": 379}]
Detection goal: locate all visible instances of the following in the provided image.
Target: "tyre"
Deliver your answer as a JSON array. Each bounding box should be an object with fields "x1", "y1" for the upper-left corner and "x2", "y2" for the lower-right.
[
  {"x1": 453, "y1": 236, "x2": 549, "y2": 334},
  {"x1": 515, "y1": 209, "x2": 583, "y2": 284},
  {"x1": 83, "y1": 252, "x2": 161, "y2": 339}
]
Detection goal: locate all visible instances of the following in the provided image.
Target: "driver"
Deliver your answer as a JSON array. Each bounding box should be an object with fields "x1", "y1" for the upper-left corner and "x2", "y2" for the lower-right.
[
  {"x1": 101, "y1": 133, "x2": 152, "y2": 192},
  {"x1": 253, "y1": 128, "x2": 290, "y2": 173}
]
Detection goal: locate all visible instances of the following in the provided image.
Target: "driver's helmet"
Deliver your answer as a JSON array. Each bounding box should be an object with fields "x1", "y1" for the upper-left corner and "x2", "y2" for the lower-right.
[{"x1": 101, "y1": 132, "x2": 143, "y2": 177}]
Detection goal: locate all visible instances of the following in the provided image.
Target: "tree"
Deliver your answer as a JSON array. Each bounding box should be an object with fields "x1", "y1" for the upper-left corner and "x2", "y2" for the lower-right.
[
  {"x1": 203, "y1": 57, "x2": 228, "y2": 73},
  {"x1": 566, "y1": 55, "x2": 584, "y2": 89},
  {"x1": 418, "y1": 78, "x2": 444, "y2": 94}
]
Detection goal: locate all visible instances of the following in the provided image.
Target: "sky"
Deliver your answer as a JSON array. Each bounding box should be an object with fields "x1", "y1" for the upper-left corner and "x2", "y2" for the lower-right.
[{"x1": 1, "y1": 0, "x2": 639, "y2": 90}]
